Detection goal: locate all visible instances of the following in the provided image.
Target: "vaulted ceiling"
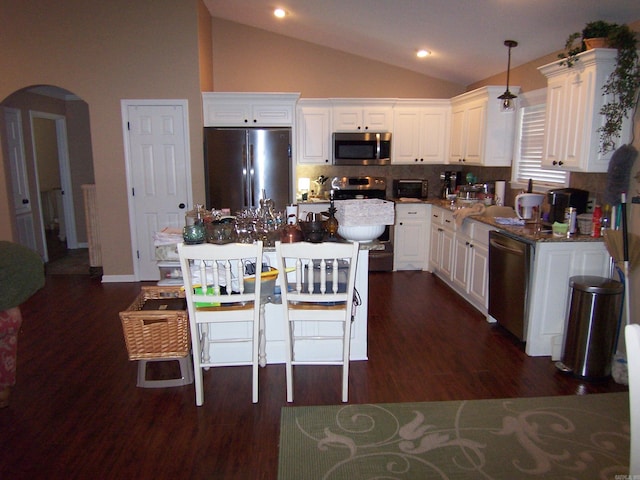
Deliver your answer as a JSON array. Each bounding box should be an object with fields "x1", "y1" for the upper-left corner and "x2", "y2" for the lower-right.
[{"x1": 204, "y1": 0, "x2": 639, "y2": 86}]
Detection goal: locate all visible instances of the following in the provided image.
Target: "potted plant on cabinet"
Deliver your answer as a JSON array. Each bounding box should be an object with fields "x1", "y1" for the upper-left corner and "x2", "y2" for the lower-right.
[{"x1": 558, "y1": 21, "x2": 639, "y2": 153}]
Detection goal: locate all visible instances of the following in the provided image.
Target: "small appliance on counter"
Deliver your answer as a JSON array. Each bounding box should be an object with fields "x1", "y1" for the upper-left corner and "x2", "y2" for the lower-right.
[
  {"x1": 440, "y1": 171, "x2": 462, "y2": 199},
  {"x1": 545, "y1": 188, "x2": 589, "y2": 224},
  {"x1": 515, "y1": 193, "x2": 545, "y2": 222},
  {"x1": 393, "y1": 179, "x2": 428, "y2": 199}
]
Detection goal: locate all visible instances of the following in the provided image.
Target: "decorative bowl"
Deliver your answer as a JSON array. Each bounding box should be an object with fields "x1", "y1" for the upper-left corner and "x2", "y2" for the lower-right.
[
  {"x1": 299, "y1": 221, "x2": 326, "y2": 243},
  {"x1": 338, "y1": 224, "x2": 385, "y2": 243}
]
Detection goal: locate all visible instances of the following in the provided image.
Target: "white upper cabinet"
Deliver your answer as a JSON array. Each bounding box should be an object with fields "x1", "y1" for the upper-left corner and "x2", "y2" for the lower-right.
[
  {"x1": 202, "y1": 92, "x2": 299, "y2": 127},
  {"x1": 538, "y1": 49, "x2": 632, "y2": 173},
  {"x1": 392, "y1": 100, "x2": 450, "y2": 164},
  {"x1": 331, "y1": 100, "x2": 394, "y2": 132},
  {"x1": 448, "y1": 86, "x2": 518, "y2": 167},
  {"x1": 296, "y1": 99, "x2": 332, "y2": 165}
]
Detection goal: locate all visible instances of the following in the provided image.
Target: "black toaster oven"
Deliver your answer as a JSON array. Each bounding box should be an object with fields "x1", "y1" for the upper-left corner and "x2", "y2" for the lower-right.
[{"x1": 393, "y1": 179, "x2": 428, "y2": 199}]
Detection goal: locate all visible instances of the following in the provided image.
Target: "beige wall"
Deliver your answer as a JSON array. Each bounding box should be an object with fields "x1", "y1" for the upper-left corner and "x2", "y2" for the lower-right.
[
  {"x1": 211, "y1": 18, "x2": 464, "y2": 99},
  {"x1": 0, "y1": 0, "x2": 204, "y2": 276},
  {"x1": 198, "y1": 0, "x2": 214, "y2": 91},
  {"x1": 33, "y1": 118, "x2": 60, "y2": 191}
]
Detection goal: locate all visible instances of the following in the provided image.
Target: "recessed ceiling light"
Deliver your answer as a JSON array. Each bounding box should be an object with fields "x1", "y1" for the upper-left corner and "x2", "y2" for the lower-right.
[
  {"x1": 274, "y1": 8, "x2": 286, "y2": 18},
  {"x1": 417, "y1": 49, "x2": 431, "y2": 58}
]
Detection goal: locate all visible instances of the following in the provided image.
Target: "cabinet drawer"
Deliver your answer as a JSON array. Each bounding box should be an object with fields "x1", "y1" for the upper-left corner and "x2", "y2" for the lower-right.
[{"x1": 395, "y1": 203, "x2": 429, "y2": 220}]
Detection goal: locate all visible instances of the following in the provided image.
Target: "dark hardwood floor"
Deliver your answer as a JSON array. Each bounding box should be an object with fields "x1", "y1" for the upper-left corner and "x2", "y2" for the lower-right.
[{"x1": 0, "y1": 270, "x2": 627, "y2": 479}]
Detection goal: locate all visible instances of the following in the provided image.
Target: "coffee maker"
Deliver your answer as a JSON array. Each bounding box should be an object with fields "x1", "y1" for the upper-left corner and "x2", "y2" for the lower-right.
[
  {"x1": 545, "y1": 188, "x2": 589, "y2": 224},
  {"x1": 440, "y1": 171, "x2": 462, "y2": 199}
]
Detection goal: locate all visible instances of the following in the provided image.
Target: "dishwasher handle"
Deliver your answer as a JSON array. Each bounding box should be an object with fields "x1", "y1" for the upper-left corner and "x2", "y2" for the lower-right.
[{"x1": 489, "y1": 236, "x2": 526, "y2": 256}]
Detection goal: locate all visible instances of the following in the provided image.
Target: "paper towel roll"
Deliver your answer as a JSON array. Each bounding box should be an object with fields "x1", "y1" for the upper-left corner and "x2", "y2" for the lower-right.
[{"x1": 495, "y1": 181, "x2": 506, "y2": 206}]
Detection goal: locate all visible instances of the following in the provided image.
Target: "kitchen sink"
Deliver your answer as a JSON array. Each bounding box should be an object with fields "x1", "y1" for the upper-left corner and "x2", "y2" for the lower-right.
[{"x1": 482, "y1": 205, "x2": 517, "y2": 218}]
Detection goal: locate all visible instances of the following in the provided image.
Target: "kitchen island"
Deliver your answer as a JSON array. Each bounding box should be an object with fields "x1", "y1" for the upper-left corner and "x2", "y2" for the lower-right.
[{"x1": 204, "y1": 247, "x2": 370, "y2": 366}]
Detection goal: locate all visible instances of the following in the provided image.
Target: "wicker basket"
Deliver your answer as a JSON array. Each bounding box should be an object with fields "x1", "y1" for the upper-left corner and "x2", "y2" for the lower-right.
[
  {"x1": 120, "y1": 286, "x2": 190, "y2": 360},
  {"x1": 577, "y1": 213, "x2": 593, "y2": 235}
]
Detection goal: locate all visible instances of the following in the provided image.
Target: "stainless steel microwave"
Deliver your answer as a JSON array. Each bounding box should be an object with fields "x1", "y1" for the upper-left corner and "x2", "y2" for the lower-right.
[{"x1": 333, "y1": 132, "x2": 391, "y2": 166}]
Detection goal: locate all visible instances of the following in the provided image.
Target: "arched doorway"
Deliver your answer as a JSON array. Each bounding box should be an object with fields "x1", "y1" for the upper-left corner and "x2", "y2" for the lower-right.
[{"x1": 1, "y1": 85, "x2": 95, "y2": 272}]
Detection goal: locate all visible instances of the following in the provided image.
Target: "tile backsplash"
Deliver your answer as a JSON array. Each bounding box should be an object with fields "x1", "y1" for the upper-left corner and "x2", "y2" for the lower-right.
[{"x1": 296, "y1": 164, "x2": 608, "y2": 207}]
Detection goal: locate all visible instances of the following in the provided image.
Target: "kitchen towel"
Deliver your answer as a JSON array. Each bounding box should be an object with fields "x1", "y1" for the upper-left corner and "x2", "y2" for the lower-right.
[
  {"x1": 452, "y1": 203, "x2": 486, "y2": 226},
  {"x1": 494, "y1": 181, "x2": 506, "y2": 206}
]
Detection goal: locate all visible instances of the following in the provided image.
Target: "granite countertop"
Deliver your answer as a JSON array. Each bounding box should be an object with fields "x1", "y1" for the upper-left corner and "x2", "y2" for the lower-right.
[
  {"x1": 426, "y1": 198, "x2": 603, "y2": 244},
  {"x1": 471, "y1": 215, "x2": 603, "y2": 243}
]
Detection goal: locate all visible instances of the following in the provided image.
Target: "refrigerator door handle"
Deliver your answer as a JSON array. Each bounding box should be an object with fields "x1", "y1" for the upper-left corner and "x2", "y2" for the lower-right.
[
  {"x1": 248, "y1": 143, "x2": 255, "y2": 207},
  {"x1": 242, "y1": 143, "x2": 249, "y2": 207}
]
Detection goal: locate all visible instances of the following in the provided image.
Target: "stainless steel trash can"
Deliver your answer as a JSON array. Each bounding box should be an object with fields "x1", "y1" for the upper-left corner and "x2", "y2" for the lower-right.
[{"x1": 556, "y1": 276, "x2": 623, "y2": 379}]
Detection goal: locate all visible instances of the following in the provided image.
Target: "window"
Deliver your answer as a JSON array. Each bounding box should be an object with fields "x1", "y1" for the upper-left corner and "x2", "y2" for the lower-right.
[{"x1": 511, "y1": 89, "x2": 568, "y2": 190}]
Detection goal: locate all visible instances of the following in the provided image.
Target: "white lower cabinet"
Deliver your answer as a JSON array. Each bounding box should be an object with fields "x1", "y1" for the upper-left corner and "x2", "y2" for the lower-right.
[
  {"x1": 428, "y1": 205, "x2": 613, "y2": 357},
  {"x1": 525, "y1": 241, "x2": 611, "y2": 358},
  {"x1": 429, "y1": 206, "x2": 493, "y2": 314},
  {"x1": 393, "y1": 203, "x2": 431, "y2": 271},
  {"x1": 448, "y1": 213, "x2": 493, "y2": 314},
  {"x1": 429, "y1": 206, "x2": 455, "y2": 278}
]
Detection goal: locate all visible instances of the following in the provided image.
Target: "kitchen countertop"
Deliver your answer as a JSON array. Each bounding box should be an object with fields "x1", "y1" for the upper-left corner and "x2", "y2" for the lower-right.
[
  {"x1": 304, "y1": 197, "x2": 604, "y2": 244},
  {"x1": 424, "y1": 198, "x2": 604, "y2": 244},
  {"x1": 471, "y1": 215, "x2": 602, "y2": 243}
]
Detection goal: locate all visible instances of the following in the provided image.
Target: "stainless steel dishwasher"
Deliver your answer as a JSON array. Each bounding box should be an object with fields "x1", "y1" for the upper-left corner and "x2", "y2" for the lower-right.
[{"x1": 488, "y1": 231, "x2": 534, "y2": 341}]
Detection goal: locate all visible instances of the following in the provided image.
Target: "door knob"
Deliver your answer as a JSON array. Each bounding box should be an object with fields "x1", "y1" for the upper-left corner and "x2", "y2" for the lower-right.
[{"x1": 178, "y1": 203, "x2": 186, "y2": 209}]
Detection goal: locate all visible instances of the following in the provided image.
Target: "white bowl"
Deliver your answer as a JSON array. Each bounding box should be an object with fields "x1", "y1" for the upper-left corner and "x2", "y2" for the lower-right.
[{"x1": 338, "y1": 224, "x2": 385, "y2": 243}]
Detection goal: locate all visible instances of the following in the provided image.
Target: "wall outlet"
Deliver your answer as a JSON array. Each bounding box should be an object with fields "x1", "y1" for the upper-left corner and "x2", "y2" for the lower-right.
[{"x1": 586, "y1": 197, "x2": 596, "y2": 213}]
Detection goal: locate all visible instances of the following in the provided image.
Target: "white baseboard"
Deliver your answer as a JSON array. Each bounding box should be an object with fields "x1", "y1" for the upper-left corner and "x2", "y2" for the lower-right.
[{"x1": 102, "y1": 274, "x2": 136, "y2": 283}]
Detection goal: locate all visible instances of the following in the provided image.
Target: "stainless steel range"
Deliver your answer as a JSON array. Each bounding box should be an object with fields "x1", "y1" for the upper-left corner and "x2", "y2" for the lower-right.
[{"x1": 331, "y1": 176, "x2": 393, "y2": 272}]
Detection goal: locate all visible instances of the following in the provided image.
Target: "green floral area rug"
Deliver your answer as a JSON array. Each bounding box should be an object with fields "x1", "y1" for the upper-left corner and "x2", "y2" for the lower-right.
[{"x1": 278, "y1": 392, "x2": 630, "y2": 480}]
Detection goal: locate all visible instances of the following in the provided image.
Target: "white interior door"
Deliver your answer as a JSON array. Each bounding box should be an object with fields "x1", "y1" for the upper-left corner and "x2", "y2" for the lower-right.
[
  {"x1": 123, "y1": 101, "x2": 191, "y2": 281},
  {"x1": 4, "y1": 107, "x2": 38, "y2": 253}
]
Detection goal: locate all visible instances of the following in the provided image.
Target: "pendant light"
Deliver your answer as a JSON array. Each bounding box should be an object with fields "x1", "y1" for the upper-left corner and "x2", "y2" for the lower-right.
[{"x1": 498, "y1": 40, "x2": 518, "y2": 112}]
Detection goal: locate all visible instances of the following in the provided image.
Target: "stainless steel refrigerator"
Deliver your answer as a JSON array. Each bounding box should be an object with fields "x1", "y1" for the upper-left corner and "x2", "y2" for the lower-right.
[{"x1": 204, "y1": 127, "x2": 292, "y2": 213}]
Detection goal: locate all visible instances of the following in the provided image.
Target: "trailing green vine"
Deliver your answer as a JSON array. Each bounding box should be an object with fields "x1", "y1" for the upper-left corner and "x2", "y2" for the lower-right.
[{"x1": 557, "y1": 21, "x2": 639, "y2": 154}]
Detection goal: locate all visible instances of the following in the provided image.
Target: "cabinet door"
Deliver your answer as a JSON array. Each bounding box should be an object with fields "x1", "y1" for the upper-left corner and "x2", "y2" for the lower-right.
[
  {"x1": 452, "y1": 233, "x2": 470, "y2": 291},
  {"x1": 394, "y1": 218, "x2": 428, "y2": 269},
  {"x1": 420, "y1": 108, "x2": 449, "y2": 163},
  {"x1": 204, "y1": 101, "x2": 251, "y2": 126},
  {"x1": 462, "y1": 100, "x2": 485, "y2": 164},
  {"x1": 392, "y1": 109, "x2": 421, "y2": 164},
  {"x1": 251, "y1": 103, "x2": 294, "y2": 126},
  {"x1": 429, "y1": 223, "x2": 442, "y2": 272},
  {"x1": 394, "y1": 204, "x2": 430, "y2": 270},
  {"x1": 440, "y1": 227, "x2": 455, "y2": 280},
  {"x1": 541, "y1": 77, "x2": 566, "y2": 168},
  {"x1": 297, "y1": 106, "x2": 331, "y2": 164},
  {"x1": 559, "y1": 69, "x2": 591, "y2": 170},
  {"x1": 467, "y1": 242, "x2": 489, "y2": 309},
  {"x1": 333, "y1": 107, "x2": 363, "y2": 131},
  {"x1": 448, "y1": 106, "x2": 466, "y2": 163},
  {"x1": 333, "y1": 105, "x2": 392, "y2": 131},
  {"x1": 363, "y1": 107, "x2": 392, "y2": 131}
]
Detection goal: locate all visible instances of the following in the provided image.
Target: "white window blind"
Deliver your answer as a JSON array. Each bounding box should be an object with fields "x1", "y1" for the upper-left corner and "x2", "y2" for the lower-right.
[{"x1": 513, "y1": 103, "x2": 567, "y2": 187}]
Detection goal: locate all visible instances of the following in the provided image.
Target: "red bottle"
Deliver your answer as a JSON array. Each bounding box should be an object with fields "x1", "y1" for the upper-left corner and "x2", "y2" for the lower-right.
[{"x1": 592, "y1": 205, "x2": 602, "y2": 238}]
